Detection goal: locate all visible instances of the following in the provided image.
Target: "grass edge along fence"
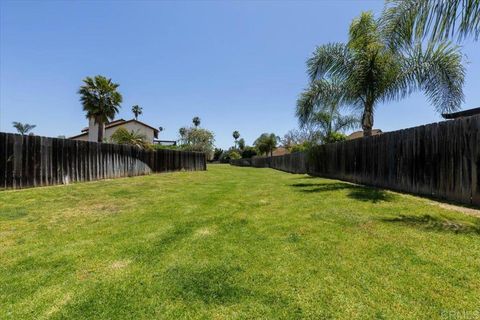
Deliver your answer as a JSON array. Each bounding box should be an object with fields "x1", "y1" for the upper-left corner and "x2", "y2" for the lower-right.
[
  {"x1": 231, "y1": 115, "x2": 480, "y2": 207},
  {"x1": 0, "y1": 132, "x2": 206, "y2": 190}
]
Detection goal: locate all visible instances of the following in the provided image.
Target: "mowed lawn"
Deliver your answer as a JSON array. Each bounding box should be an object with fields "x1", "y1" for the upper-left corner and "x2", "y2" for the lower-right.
[{"x1": 1, "y1": 165, "x2": 480, "y2": 319}]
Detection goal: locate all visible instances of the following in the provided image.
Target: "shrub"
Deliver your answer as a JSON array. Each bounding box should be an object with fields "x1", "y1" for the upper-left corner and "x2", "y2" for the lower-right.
[
  {"x1": 213, "y1": 148, "x2": 224, "y2": 161},
  {"x1": 241, "y1": 146, "x2": 258, "y2": 159},
  {"x1": 324, "y1": 132, "x2": 347, "y2": 143},
  {"x1": 219, "y1": 150, "x2": 241, "y2": 163},
  {"x1": 153, "y1": 144, "x2": 179, "y2": 151}
]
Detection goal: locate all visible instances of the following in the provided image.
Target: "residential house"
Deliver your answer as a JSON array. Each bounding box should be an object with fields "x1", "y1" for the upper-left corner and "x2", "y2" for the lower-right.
[{"x1": 69, "y1": 118, "x2": 159, "y2": 143}]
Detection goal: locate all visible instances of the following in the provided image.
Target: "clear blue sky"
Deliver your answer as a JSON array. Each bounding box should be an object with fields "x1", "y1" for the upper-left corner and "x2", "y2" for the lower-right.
[{"x1": 1, "y1": 0, "x2": 479, "y2": 149}]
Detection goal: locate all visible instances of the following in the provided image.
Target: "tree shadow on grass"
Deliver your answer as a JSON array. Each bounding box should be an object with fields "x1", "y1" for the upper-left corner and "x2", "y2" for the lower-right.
[
  {"x1": 348, "y1": 188, "x2": 395, "y2": 203},
  {"x1": 0, "y1": 208, "x2": 28, "y2": 221},
  {"x1": 290, "y1": 181, "x2": 394, "y2": 203},
  {"x1": 381, "y1": 214, "x2": 480, "y2": 235},
  {"x1": 163, "y1": 264, "x2": 303, "y2": 316}
]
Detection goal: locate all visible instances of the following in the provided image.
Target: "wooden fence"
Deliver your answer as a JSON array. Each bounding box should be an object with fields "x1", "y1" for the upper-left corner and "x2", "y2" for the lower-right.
[
  {"x1": 231, "y1": 153, "x2": 308, "y2": 174},
  {"x1": 231, "y1": 115, "x2": 480, "y2": 207},
  {"x1": 0, "y1": 132, "x2": 206, "y2": 190}
]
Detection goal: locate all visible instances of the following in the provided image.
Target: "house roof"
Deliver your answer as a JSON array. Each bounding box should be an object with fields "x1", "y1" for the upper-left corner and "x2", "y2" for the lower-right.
[
  {"x1": 442, "y1": 107, "x2": 480, "y2": 119},
  {"x1": 272, "y1": 147, "x2": 289, "y2": 156},
  {"x1": 70, "y1": 119, "x2": 159, "y2": 139},
  {"x1": 81, "y1": 119, "x2": 126, "y2": 132},
  {"x1": 68, "y1": 132, "x2": 88, "y2": 139},
  {"x1": 347, "y1": 129, "x2": 383, "y2": 140}
]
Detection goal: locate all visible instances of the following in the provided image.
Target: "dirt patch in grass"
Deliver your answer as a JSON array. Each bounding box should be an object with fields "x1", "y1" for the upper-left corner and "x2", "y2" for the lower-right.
[{"x1": 435, "y1": 202, "x2": 480, "y2": 218}]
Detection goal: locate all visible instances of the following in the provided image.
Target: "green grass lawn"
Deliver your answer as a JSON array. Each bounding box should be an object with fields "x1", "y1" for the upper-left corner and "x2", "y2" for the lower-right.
[{"x1": 1, "y1": 164, "x2": 480, "y2": 319}]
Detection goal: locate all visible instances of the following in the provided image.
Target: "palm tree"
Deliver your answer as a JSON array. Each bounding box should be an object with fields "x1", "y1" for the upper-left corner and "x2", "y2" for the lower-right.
[
  {"x1": 382, "y1": 0, "x2": 479, "y2": 45},
  {"x1": 12, "y1": 122, "x2": 36, "y2": 135},
  {"x1": 78, "y1": 75, "x2": 123, "y2": 142},
  {"x1": 132, "y1": 105, "x2": 143, "y2": 120},
  {"x1": 307, "y1": 11, "x2": 465, "y2": 137},
  {"x1": 254, "y1": 133, "x2": 278, "y2": 157},
  {"x1": 178, "y1": 127, "x2": 187, "y2": 145},
  {"x1": 296, "y1": 78, "x2": 359, "y2": 143},
  {"x1": 192, "y1": 116, "x2": 201, "y2": 128},
  {"x1": 238, "y1": 138, "x2": 246, "y2": 151},
  {"x1": 110, "y1": 128, "x2": 152, "y2": 150},
  {"x1": 232, "y1": 130, "x2": 240, "y2": 148}
]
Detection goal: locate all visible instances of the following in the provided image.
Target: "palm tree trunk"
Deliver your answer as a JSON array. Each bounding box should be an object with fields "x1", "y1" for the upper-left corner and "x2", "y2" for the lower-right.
[
  {"x1": 97, "y1": 117, "x2": 104, "y2": 143},
  {"x1": 362, "y1": 101, "x2": 374, "y2": 137}
]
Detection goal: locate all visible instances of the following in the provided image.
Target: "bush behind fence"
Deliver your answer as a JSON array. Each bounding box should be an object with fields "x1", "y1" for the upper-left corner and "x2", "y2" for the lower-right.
[
  {"x1": 0, "y1": 132, "x2": 206, "y2": 190},
  {"x1": 231, "y1": 115, "x2": 480, "y2": 207}
]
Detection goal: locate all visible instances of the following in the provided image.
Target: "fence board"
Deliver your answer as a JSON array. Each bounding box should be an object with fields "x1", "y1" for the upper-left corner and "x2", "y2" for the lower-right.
[{"x1": 0, "y1": 133, "x2": 6, "y2": 189}]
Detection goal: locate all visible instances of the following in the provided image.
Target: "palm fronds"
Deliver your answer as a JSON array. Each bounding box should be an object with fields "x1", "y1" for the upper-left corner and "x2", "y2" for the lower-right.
[
  {"x1": 110, "y1": 128, "x2": 152, "y2": 150},
  {"x1": 382, "y1": 0, "x2": 480, "y2": 46}
]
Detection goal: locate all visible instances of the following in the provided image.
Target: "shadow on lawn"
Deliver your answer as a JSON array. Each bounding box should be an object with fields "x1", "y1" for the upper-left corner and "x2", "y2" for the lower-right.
[
  {"x1": 163, "y1": 264, "x2": 303, "y2": 316},
  {"x1": 381, "y1": 214, "x2": 480, "y2": 235},
  {"x1": 290, "y1": 181, "x2": 394, "y2": 203}
]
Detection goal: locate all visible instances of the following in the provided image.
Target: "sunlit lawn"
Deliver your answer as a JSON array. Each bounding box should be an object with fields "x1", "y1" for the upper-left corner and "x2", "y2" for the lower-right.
[{"x1": 1, "y1": 164, "x2": 480, "y2": 319}]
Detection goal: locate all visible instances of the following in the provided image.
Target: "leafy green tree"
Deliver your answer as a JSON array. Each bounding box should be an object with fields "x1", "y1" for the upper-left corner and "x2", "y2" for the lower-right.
[
  {"x1": 307, "y1": 11, "x2": 465, "y2": 137},
  {"x1": 219, "y1": 149, "x2": 241, "y2": 163},
  {"x1": 180, "y1": 127, "x2": 215, "y2": 160},
  {"x1": 254, "y1": 133, "x2": 278, "y2": 157},
  {"x1": 78, "y1": 75, "x2": 123, "y2": 142},
  {"x1": 192, "y1": 116, "x2": 201, "y2": 128},
  {"x1": 237, "y1": 138, "x2": 245, "y2": 151},
  {"x1": 281, "y1": 128, "x2": 320, "y2": 149},
  {"x1": 325, "y1": 132, "x2": 347, "y2": 143},
  {"x1": 12, "y1": 122, "x2": 36, "y2": 135},
  {"x1": 232, "y1": 130, "x2": 240, "y2": 148},
  {"x1": 131, "y1": 105, "x2": 143, "y2": 120},
  {"x1": 241, "y1": 146, "x2": 258, "y2": 159},
  {"x1": 289, "y1": 142, "x2": 310, "y2": 153},
  {"x1": 382, "y1": 0, "x2": 479, "y2": 45},
  {"x1": 110, "y1": 128, "x2": 152, "y2": 150},
  {"x1": 213, "y1": 148, "x2": 224, "y2": 161}
]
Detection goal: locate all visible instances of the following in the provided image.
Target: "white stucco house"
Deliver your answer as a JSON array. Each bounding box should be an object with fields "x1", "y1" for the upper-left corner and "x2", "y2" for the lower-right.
[{"x1": 69, "y1": 118, "x2": 159, "y2": 143}]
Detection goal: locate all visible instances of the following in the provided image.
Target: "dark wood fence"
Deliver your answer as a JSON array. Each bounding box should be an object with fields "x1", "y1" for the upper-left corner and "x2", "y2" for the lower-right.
[
  {"x1": 231, "y1": 153, "x2": 307, "y2": 174},
  {"x1": 231, "y1": 115, "x2": 480, "y2": 207},
  {"x1": 0, "y1": 132, "x2": 206, "y2": 190}
]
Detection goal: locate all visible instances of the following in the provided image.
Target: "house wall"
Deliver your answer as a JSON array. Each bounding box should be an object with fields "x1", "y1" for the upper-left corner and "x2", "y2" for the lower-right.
[{"x1": 104, "y1": 122, "x2": 155, "y2": 142}]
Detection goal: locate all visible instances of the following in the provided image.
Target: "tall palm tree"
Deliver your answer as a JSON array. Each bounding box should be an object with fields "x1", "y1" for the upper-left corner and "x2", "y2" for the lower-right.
[
  {"x1": 192, "y1": 116, "x2": 201, "y2": 128},
  {"x1": 382, "y1": 0, "x2": 479, "y2": 45},
  {"x1": 132, "y1": 105, "x2": 143, "y2": 120},
  {"x1": 307, "y1": 11, "x2": 465, "y2": 137},
  {"x1": 232, "y1": 130, "x2": 240, "y2": 148},
  {"x1": 12, "y1": 122, "x2": 36, "y2": 135},
  {"x1": 78, "y1": 75, "x2": 123, "y2": 142},
  {"x1": 296, "y1": 78, "x2": 359, "y2": 143}
]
